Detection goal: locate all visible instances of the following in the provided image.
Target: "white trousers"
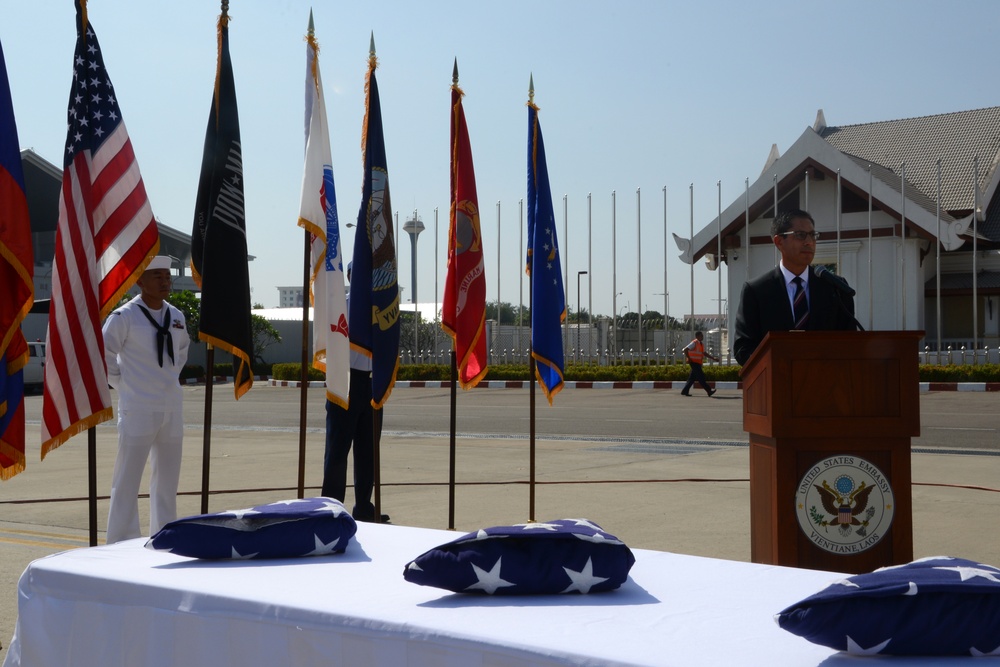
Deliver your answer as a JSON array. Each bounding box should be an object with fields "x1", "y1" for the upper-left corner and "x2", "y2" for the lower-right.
[{"x1": 106, "y1": 408, "x2": 183, "y2": 544}]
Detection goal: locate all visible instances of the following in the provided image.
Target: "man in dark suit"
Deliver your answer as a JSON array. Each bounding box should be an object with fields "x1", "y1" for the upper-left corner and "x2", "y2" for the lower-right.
[{"x1": 733, "y1": 209, "x2": 857, "y2": 366}]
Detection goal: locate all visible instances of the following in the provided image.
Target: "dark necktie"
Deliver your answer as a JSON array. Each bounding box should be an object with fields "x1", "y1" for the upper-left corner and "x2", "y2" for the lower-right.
[
  {"x1": 138, "y1": 305, "x2": 175, "y2": 367},
  {"x1": 792, "y1": 276, "x2": 809, "y2": 329}
]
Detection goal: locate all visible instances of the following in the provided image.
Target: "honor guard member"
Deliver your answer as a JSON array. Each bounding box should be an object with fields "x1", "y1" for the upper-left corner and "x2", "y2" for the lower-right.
[{"x1": 103, "y1": 256, "x2": 190, "y2": 543}]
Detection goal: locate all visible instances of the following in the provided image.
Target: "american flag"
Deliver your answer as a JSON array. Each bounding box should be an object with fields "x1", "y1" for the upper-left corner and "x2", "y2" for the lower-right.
[
  {"x1": 146, "y1": 497, "x2": 357, "y2": 560},
  {"x1": 776, "y1": 556, "x2": 1000, "y2": 656},
  {"x1": 404, "y1": 518, "x2": 635, "y2": 595},
  {"x1": 41, "y1": 0, "x2": 159, "y2": 457},
  {"x1": 298, "y1": 14, "x2": 348, "y2": 408}
]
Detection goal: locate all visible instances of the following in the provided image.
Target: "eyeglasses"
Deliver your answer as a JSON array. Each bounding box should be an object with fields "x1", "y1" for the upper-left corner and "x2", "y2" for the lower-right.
[{"x1": 778, "y1": 230, "x2": 821, "y2": 242}]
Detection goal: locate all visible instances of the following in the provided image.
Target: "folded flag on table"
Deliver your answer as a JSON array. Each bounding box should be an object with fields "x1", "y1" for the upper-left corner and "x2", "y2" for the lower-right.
[
  {"x1": 146, "y1": 497, "x2": 357, "y2": 560},
  {"x1": 404, "y1": 518, "x2": 635, "y2": 595},
  {"x1": 776, "y1": 556, "x2": 1000, "y2": 656}
]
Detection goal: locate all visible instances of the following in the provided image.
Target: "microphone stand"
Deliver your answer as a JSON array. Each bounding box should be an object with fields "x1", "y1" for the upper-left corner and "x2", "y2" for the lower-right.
[{"x1": 833, "y1": 290, "x2": 865, "y2": 332}]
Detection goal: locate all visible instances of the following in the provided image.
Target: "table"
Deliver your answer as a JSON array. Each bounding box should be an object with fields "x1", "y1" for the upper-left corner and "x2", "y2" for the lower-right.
[{"x1": 2, "y1": 521, "x2": 890, "y2": 666}]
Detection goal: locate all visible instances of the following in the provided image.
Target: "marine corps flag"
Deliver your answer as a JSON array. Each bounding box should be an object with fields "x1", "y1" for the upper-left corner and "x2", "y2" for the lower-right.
[
  {"x1": 442, "y1": 65, "x2": 487, "y2": 389},
  {"x1": 191, "y1": 9, "x2": 253, "y2": 399},
  {"x1": 526, "y1": 92, "x2": 566, "y2": 404},
  {"x1": 0, "y1": 37, "x2": 32, "y2": 479},
  {"x1": 298, "y1": 14, "x2": 348, "y2": 408},
  {"x1": 349, "y1": 39, "x2": 400, "y2": 409}
]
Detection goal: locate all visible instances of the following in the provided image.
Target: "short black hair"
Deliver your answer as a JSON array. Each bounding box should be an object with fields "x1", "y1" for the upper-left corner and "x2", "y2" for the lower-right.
[{"x1": 772, "y1": 209, "x2": 815, "y2": 237}]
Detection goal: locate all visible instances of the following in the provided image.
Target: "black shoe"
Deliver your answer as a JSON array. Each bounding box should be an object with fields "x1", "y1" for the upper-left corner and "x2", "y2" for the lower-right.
[
  {"x1": 353, "y1": 509, "x2": 391, "y2": 524},
  {"x1": 680, "y1": 391, "x2": 690, "y2": 397},
  {"x1": 708, "y1": 388, "x2": 717, "y2": 397}
]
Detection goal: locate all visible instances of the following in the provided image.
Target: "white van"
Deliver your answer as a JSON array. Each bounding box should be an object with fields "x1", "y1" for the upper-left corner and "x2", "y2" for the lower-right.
[{"x1": 23, "y1": 340, "x2": 45, "y2": 392}]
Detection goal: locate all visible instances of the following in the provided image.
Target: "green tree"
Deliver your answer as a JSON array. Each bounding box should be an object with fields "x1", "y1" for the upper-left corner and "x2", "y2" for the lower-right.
[
  {"x1": 250, "y1": 303, "x2": 282, "y2": 364},
  {"x1": 166, "y1": 290, "x2": 201, "y2": 341}
]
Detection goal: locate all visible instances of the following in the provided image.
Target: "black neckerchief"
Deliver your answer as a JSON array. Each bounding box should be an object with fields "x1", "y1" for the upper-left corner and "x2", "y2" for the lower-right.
[{"x1": 137, "y1": 304, "x2": 174, "y2": 367}]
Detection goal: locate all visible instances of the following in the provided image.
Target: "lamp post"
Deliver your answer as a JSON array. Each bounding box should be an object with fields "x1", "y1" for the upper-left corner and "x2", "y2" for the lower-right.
[
  {"x1": 403, "y1": 210, "x2": 424, "y2": 358},
  {"x1": 576, "y1": 270, "x2": 588, "y2": 363}
]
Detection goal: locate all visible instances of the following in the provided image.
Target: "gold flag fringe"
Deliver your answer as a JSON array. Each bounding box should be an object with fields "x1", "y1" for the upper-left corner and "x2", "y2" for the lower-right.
[{"x1": 41, "y1": 407, "x2": 114, "y2": 460}]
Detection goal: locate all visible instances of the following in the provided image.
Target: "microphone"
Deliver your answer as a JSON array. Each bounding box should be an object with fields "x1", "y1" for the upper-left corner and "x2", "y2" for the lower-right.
[{"x1": 813, "y1": 265, "x2": 856, "y2": 297}]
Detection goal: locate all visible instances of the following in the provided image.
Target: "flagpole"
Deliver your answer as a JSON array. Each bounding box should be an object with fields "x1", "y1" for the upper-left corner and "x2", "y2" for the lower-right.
[
  {"x1": 295, "y1": 13, "x2": 317, "y2": 499},
  {"x1": 201, "y1": 344, "x2": 214, "y2": 514},
  {"x1": 298, "y1": 224, "x2": 310, "y2": 498},
  {"x1": 447, "y1": 60, "x2": 459, "y2": 530},
  {"x1": 527, "y1": 76, "x2": 537, "y2": 523},
  {"x1": 370, "y1": 36, "x2": 384, "y2": 524},
  {"x1": 449, "y1": 350, "x2": 457, "y2": 529},
  {"x1": 88, "y1": 429, "x2": 97, "y2": 545}
]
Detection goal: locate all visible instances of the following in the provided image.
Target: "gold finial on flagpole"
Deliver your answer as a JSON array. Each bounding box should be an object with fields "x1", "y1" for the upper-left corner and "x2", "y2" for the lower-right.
[
  {"x1": 528, "y1": 73, "x2": 535, "y2": 105},
  {"x1": 307, "y1": 8, "x2": 314, "y2": 38},
  {"x1": 453, "y1": 58, "x2": 459, "y2": 86}
]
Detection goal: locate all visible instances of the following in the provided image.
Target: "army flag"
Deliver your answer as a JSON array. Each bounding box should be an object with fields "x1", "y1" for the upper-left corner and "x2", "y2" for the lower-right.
[
  {"x1": 298, "y1": 15, "x2": 348, "y2": 407},
  {"x1": 442, "y1": 74, "x2": 487, "y2": 389},
  {"x1": 191, "y1": 9, "x2": 253, "y2": 399}
]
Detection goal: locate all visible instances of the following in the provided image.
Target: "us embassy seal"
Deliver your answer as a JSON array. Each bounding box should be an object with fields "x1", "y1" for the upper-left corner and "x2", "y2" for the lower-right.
[{"x1": 795, "y1": 455, "x2": 895, "y2": 555}]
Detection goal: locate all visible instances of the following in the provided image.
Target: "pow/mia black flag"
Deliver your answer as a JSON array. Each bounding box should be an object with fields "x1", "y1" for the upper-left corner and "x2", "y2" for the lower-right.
[{"x1": 190, "y1": 10, "x2": 253, "y2": 399}]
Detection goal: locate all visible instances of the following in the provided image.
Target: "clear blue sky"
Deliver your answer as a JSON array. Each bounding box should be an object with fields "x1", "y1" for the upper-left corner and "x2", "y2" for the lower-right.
[{"x1": 5, "y1": 1, "x2": 999, "y2": 320}]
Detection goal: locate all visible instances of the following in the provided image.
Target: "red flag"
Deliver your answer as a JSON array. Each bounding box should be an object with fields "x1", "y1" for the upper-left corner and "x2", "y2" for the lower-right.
[
  {"x1": 0, "y1": 37, "x2": 33, "y2": 479},
  {"x1": 41, "y1": 1, "x2": 159, "y2": 457},
  {"x1": 442, "y1": 79, "x2": 487, "y2": 389}
]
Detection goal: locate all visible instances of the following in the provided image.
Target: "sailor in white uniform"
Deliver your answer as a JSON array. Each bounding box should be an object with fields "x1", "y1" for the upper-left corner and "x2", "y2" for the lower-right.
[{"x1": 102, "y1": 256, "x2": 190, "y2": 543}]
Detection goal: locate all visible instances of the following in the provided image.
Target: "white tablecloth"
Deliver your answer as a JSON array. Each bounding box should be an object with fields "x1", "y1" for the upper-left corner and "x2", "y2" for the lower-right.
[{"x1": 2, "y1": 521, "x2": 919, "y2": 666}]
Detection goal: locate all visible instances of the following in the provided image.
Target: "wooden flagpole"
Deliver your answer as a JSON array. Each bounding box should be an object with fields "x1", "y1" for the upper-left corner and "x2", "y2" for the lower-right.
[
  {"x1": 297, "y1": 228, "x2": 310, "y2": 498},
  {"x1": 200, "y1": 345, "x2": 214, "y2": 514},
  {"x1": 448, "y1": 350, "x2": 457, "y2": 529}
]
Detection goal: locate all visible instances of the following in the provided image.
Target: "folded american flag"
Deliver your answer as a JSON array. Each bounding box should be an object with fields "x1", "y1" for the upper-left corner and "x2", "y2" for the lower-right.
[
  {"x1": 404, "y1": 518, "x2": 635, "y2": 595},
  {"x1": 776, "y1": 556, "x2": 1000, "y2": 656},
  {"x1": 146, "y1": 497, "x2": 356, "y2": 560}
]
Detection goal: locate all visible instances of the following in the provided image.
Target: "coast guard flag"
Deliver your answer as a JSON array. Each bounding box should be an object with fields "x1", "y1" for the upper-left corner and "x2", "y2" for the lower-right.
[
  {"x1": 526, "y1": 100, "x2": 565, "y2": 404},
  {"x1": 191, "y1": 9, "x2": 253, "y2": 400},
  {"x1": 442, "y1": 75, "x2": 487, "y2": 389},
  {"x1": 298, "y1": 14, "x2": 348, "y2": 408},
  {"x1": 0, "y1": 38, "x2": 33, "y2": 479},
  {"x1": 350, "y1": 44, "x2": 400, "y2": 409},
  {"x1": 42, "y1": 0, "x2": 160, "y2": 457}
]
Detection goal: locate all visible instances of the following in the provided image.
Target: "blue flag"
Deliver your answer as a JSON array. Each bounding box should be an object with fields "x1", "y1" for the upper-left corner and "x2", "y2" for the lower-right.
[
  {"x1": 526, "y1": 102, "x2": 565, "y2": 404},
  {"x1": 1, "y1": 36, "x2": 32, "y2": 479},
  {"x1": 350, "y1": 54, "x2": 400, "y2": 409}
]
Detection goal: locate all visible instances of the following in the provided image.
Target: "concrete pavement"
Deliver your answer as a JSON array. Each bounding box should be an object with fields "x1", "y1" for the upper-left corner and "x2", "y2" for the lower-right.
[{"x1": 2, "y1": 385, "x2": 999, "y2": 654}]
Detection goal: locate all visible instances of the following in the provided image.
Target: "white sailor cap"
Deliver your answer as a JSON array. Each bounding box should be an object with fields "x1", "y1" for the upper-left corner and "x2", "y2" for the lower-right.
[{"x1": 146, "y1": 256, "x2": 172, "y2": 272}]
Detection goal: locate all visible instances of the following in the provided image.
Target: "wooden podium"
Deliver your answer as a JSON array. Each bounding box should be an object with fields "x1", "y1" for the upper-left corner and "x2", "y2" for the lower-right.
[{"x1": 741, "y1": 330, "x2": 922, "y2": 573}]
